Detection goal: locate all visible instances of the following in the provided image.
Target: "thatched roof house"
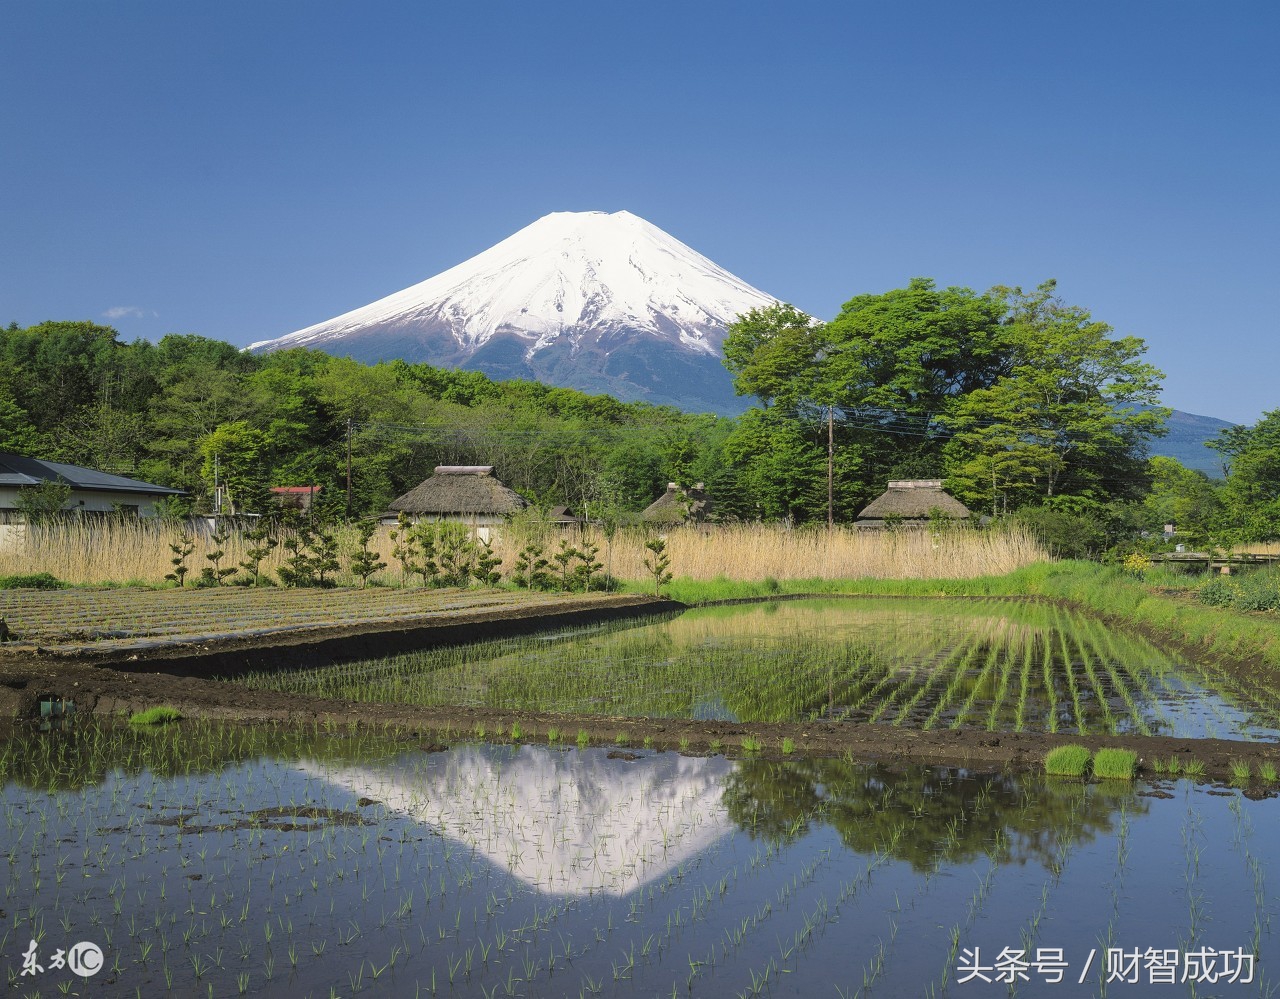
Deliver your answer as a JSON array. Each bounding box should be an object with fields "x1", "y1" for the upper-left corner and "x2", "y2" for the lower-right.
[
  {"x1": 383, "y1": 466, "x2": 529, "y2": 530},
  {"x1": 641, "y1": 482, "x2": 712, "y2": 525},
  {"x1": 855, "y1": 479, "x2": 971, "y2": 529}
]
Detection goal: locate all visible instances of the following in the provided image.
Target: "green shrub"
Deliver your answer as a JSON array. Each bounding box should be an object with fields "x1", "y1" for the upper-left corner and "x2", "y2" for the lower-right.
[
  {"x1": 1044, "y1": 744, "x2": 1091, "y2": 777},
  {"x1": 1198, "y1": 568, "x2": 1280, "y2": 612},
  {"x1": 1196, "y1": 577, "x2": 1238, "y2": 607},
  {"x1": 1092, "y1": 748, "x2": 1137, "y2": 780},
  {"x1": 128, "y1": 706, "x2": 183, "y2": 725},
  {"x1": 0, "y1": 572, "x2": 66, "y2": 590},
  {"x1": 1012, "y1": 508, "x2": 1107, "y2": 560}
]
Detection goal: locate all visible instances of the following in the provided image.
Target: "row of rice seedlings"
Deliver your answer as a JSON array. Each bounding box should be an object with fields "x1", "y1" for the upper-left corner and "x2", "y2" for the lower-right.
[
  {"x1": 889, "y1": 628, "x2": 988, "y2": 727},
  {"x1": 948, "y1": 641, "x2": 1003, "y2": 730},
  {"x1": 1083, "y1": 614, "x2": 1168, "y2": 736},
  {"x1": 1013, "y1": 630, "x2": 1035, "y2": 731},
  {"x1": 1051, "y1": 606, "x2": 1090, "y2": 736},
  {"x1": 861, "y1": 618, "x2": 959, "y2": 725},
  {"x1": 1065, "y1": 612, "x2": 1120, "y2": 735},
  {"x1": 1227, "y1": 795, "x2": 1272, "y2": 958},
  {"x1": 921, "y1": 637, "x2": 991, "y2": 730}
]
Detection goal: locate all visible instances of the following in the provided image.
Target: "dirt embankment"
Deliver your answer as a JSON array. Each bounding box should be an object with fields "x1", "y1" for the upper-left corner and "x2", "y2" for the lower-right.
[{"x1": 2, "y1": 588, "x2": 1278, "y2": 785}]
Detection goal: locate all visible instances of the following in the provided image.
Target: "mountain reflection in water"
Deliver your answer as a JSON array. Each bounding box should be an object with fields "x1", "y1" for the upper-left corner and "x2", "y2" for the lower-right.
[{"x1": 302, "y1": 745, "x2": 735, "y2": 896}]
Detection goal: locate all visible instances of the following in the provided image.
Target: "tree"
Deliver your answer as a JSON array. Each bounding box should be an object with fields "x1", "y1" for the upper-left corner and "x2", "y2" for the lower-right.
[
  {"x1": 0, "y1": 388, "x2": 41, "y2": 454},
  {"x1": 1141, "y1": 456, "x2": 1221, "y2": 543},
  {"x1": 1209, "y1": 409, "x2": 1280, "y2": 541},
  {"x1": 15, "y1": 481, "x2": 72, "y2": 524},
  {"x1": 199, "y1": 422, "x2": 270, "y2": 514},
  {"x1": 723, "y1": 303, "x2": 825, "y2": 410},
  {"x1": 940, "y1": 282, "x2": 1167, "y2": 513},
  {"x1": 821, "y1": 278, "x2": 1012, "y2": 416}
]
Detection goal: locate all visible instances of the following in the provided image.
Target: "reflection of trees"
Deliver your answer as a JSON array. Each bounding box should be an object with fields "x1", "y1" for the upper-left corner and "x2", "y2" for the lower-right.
[
  {"x1": 722, "y1": 758, "x2": 1144, "y2": 872},
  {"x1": 0, "y1": 720, "x2": 405, "y2": 791}
]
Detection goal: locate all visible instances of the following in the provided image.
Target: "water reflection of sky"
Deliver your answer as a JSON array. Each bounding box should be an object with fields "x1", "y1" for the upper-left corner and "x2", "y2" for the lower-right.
[
  {"x1": 301, "y1": 745, "x2": 736, "y2": 896},
  {"x1": 3, "y1": 729, "x2": 1277, "y2": 998}
]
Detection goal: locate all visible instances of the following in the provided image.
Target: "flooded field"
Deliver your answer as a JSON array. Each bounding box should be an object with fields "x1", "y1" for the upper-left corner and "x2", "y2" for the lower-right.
[
  {"x1": 1, "y1": 721, "x2": 1276, "y2": 997},
  {"x1": 236, "y1": 598, "x2": 1280, "y2": 741}
]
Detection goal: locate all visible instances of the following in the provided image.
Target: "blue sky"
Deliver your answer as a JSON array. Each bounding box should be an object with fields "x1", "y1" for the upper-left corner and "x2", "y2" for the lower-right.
[{"x1": 2, "y1": 2, "x2": 1276, "y2": 424}]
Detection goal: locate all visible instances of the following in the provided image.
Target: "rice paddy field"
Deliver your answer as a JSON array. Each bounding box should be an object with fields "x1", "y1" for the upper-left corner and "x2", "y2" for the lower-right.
[
  {"x1": 5, "y1": 594, "x2": 1280, "y2": 995},
  {"x1": 1, "y1": 721, "x2": 1277, "y2": 997},
  {"x1": 234, "y1": 598, "x2": 1280, "y2": 743}
]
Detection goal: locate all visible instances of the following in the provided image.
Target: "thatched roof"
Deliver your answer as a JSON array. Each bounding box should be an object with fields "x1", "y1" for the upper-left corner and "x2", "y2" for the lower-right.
[
  {"x1": 856, "y1": 480, "x2": 970, "y2": 522},
  {"x1": 642, "y1": 482, "x2": 711, "y2": 524},
  {"x1": 387, "y1": 466, "x2": 530, "y2": 517}
]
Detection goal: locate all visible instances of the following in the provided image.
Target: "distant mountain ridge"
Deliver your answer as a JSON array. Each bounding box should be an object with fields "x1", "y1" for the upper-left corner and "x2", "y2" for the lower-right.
[
  {"x1": 1148, "y1": 407, "x2": 1233, "y2": 476},
  {"x1": 252, "y1": 210, "x2": 1236, "y2": 469},
  {"x1": 251, "y1": 210, "x2": 777, "y2": 413}
]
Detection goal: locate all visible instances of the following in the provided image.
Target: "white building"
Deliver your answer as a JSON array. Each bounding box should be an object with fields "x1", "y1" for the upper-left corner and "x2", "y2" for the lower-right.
[{"x1": 0, "y1": 451, "x2": 183, "y2": 548}]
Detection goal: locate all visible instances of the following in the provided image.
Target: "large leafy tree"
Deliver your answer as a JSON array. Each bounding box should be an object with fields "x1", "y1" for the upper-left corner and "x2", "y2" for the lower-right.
[
  {"x1": 1141, "y1": 456, "x2": 1222, "y2": 542},
  {"x1": 723, "y1": 279, "x2": 1166, "y2": 521},
  {"x1": 941, "y1": 282, "x2": 1167, "y2": 514},
  {"x1": 723, "y1": 302, "x2": 827, "y2": 411},
  {"x1": 1209, "y1": 409, "x2": 1280, "y2": 540}
]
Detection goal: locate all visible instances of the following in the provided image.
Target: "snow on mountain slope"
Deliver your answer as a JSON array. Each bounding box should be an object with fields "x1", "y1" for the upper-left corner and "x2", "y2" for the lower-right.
[{"x1": 249, "y1": 211, "x2": 777, "y2": 364}]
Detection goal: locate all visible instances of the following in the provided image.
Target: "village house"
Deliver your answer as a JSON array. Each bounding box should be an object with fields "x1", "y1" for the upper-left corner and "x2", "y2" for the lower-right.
[
  {"x1": 855, "y1": 479, "x2": 971, "y2": 529},
  {"x1": 269, "y1": 485, "x2": 323, "y2": 515},
  {"x1": 641, "y1": 482, "x2": 712, "y2": 525},
  {"x1": 382, "y1": 466, "x2": 529, "y2": 541},
  {"x1": 0, "y1": 451, "x2": 184, "y2": 550}
]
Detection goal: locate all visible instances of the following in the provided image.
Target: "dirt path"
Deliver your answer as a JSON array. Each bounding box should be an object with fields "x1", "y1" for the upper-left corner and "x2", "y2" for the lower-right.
[{"x1": 2, "y1": 587, "x2": 1278, "y2": 785}]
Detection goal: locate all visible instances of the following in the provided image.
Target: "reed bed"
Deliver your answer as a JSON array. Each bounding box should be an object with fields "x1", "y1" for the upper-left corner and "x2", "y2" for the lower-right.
[{"x1": 1, "y1": 519, "x2": 1047, "y2": 586}]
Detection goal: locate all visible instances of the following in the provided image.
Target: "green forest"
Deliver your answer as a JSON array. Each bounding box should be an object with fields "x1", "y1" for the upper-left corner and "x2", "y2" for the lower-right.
[{"x1": 3, "y1": 278, "x2": 1277, "y2": 549}]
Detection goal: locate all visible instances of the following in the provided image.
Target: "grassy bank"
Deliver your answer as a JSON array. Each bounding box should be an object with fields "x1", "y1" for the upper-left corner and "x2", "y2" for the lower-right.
[{"x1": 657, "y1": 561, "x2": 1280, "y2": 671}]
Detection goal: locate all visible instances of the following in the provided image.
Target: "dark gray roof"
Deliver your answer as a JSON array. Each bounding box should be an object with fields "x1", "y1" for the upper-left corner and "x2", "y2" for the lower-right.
[{"x1": 0, "y1": 452, "x2": 183, "y2": 496}]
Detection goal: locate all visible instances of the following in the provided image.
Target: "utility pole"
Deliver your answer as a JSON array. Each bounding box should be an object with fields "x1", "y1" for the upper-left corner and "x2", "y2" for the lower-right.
[
  {"x1": 827, "y1": 405, "x2": 834, "y2": 531},
  {"x1": 345, "y1": 418, "x2": 353, "y2": 521}
]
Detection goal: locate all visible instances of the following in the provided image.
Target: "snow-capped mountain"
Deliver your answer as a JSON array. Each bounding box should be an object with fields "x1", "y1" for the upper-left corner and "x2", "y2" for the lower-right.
[{"x1": 250, "y1": 210, "x2": 777, "y2": 413}]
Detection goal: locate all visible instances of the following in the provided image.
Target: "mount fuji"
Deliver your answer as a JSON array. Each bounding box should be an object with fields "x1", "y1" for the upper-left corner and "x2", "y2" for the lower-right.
[{"x1": 250, "y1": 210, "x2": 777, "y2": 413}]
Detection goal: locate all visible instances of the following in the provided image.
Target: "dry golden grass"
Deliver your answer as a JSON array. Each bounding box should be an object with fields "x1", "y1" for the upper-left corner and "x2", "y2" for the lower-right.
[
  {"x1": 551, "y1": 524, "x2": 1045, "y2": 582},
  {"x1": 1230, "y1": 541, "x2": 1280, "y2": 556},
  {"x1": 2, "y1": 519, "x2": 1046, "y2": 586}
]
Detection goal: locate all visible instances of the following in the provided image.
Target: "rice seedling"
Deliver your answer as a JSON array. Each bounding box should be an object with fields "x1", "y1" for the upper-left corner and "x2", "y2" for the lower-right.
[
  {"x1": 1092, "y1": 748, "x2": 1137, "y2": 780},
  {"x1": 1260, "y1": 761, "x2": 1278, "y2": 784},
  {"x1": 1184, "y1": 759, "x2": 1206, "y2": 780},
  {"x1": 1044, "y1": 745, "x2": 1091, "y2": 777},
  {"x1": 1230, "y1": 759, "x2": 1252, "y2": 786},
  {"x1": 781, "y1": 738, "x2": 795, "y2": 755},
  {"x1": 576, "y1": 729, "x2": 590, "y2": 748},
  {"x1": 740, "y1": 736, "x2": 762, "y2": 753},
  {"x1": 129, "y1": 705, "x2": 184, "y2": 725}
]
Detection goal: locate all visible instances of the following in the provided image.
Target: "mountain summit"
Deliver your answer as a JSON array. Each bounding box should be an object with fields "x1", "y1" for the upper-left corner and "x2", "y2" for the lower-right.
[{"x1": 250, "y1": 210, "x2": 777, "y2": 412}]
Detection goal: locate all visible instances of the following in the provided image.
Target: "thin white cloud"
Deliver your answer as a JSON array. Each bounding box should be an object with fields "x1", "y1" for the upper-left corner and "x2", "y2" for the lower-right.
[{"x1": 102, "y1": 306, "x2": 156, "y2": 320}]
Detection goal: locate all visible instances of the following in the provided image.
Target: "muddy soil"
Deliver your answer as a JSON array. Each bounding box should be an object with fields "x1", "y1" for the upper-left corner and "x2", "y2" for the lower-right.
[{"x1": 2, "y1": 593, "x2": 1278, "y2": 784}]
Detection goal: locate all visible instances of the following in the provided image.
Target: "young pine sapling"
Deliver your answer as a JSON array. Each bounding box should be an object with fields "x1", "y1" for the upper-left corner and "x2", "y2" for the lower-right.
[
  {"x1": 165, "y1": 532, "x2": 195, "y2": 587},
  {"x1": 348, "y1": 520, "x2": 387, "y2": 588},
  {"x1": 643, "y1": 537, "x2": 673, "y2": 597}
]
